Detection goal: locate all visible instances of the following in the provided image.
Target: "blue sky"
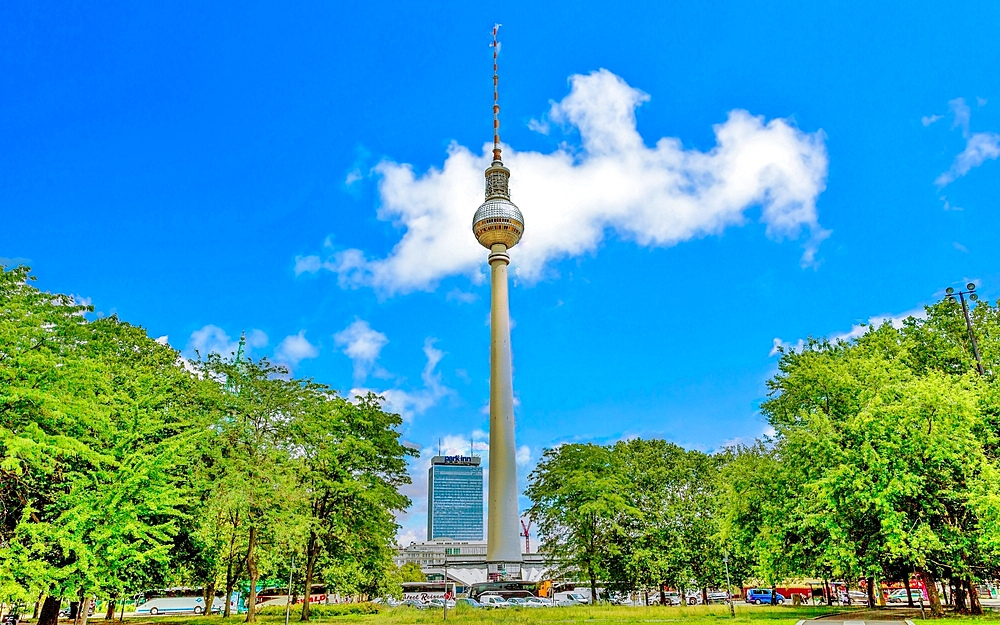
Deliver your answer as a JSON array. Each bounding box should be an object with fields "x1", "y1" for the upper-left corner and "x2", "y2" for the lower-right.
[{"x1": 3, "y1": 1, "x2": 999, "y2": 544}]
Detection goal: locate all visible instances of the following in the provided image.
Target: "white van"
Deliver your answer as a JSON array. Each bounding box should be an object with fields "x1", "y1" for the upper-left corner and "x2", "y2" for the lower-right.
[
  {"x1": 136, "y1": 596, "x2": 224, "y2": 615},
  {"x1": 553, "y1": 591, "x2": 590, "y2": 605},
  {"x1": 478, "y1": 595, "x2": 510, "y2": 608}
]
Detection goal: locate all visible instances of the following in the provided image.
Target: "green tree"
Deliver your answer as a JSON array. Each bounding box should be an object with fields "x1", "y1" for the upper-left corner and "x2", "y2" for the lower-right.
[
  {"x1": 0, "y1": 266, "x2": 207, "y2": 624},
  {"x1": 293, "y1": 392, "x2": 414, "y2": 618},
  {"x1": 398, "y1": 563, "x2": 426, "y2": 583},
  {"x1": 195, "y1": 353, "x2": 307, "y2": 623},
  {"x1": 526, "y1": 444, "x2": 637, "y2": 602}
]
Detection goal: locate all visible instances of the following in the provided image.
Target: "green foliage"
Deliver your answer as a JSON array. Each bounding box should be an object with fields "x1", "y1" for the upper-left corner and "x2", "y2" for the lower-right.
[
  {"x1": 397, "y1": 563, "x2": 425, "y2": 583},
  {"x1": 721, "y1": 298, "x2": 1000, "y2": 613},
  {"x1": 0, "y1": 265, "x2": 416, "y2": 616},
  {"x1": 526, "y1": 440, "x2": 726, "y2": 599}
]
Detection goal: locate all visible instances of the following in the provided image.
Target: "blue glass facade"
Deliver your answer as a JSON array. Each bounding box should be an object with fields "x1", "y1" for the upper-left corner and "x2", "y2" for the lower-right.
[{"x1": 427, "y1": 456, "x2": 484, "y2": 541}]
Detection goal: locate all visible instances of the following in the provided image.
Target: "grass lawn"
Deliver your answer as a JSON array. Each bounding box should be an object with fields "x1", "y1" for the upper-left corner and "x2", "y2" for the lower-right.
[{"x1": 132, "y1": 604, "x2": 1000, "y2": 625}]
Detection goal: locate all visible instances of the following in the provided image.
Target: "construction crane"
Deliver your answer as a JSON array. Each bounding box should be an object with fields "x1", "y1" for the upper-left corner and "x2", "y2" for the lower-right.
[{"x1": 520, "y1": 518, "x2": 532, "y2": 553}]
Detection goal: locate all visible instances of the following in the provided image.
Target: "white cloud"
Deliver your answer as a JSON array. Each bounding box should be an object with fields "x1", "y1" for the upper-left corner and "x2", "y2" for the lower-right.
[
  {"x1": 936, "y1": 132, "x2": 1000, "y2": 187},
  {"x1": 274, "y1": 330, "x2": 320, "y2": 367},
  {"x1": 294, "y1": 254, "x2": 322, "y2": 276},
  {"x1": 935, "y1": 97, "x2": 1000, "y2": 187},
  {"x1": 770, "y1": 307, "x2": 927, "y2": 355},
  {"x1": 350, "y1": 338, "x2": 451, "y2": 422},
  {"x1": 155, "y1": 335, "x2": 169, "y2": 346},
  {"x1": 516, "y1": 445, "x2": 531, "y2": 467},
  {"x1": 186, "y1": 325, "x2": 268, "y2": 358},
  {"x1": 831, "y1": 307, "x2": 927, "y2": 343},
  {"x1": 302, "y1": 69, "x2": 830, "y2": 294},
  {"x1": 345, "y1": 168, "x2": 363, "y2": 186},
  {"x1": 334, "y1": 319, "x2": 389, "y2": 382},
  {"x1": 769, "y1": 337, "x2": 805, "y2": 356},
  {"x1": 922, "y1": 114, "x2": 943, "y2": 126},
  {"x1": 446, "y1": 288, "x2": 478, "y2": 304},
  {"x1": 954, "y1": 241, "x2": 969, "y2": 253}
]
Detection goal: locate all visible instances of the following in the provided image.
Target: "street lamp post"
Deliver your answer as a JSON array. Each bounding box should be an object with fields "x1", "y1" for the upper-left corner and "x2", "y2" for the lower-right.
[
  {"x1": 724, "y1": 553, "x2": 735, "y2": 618},
  {"x1": 945, "y1": 283, "x2": 985, "y2": 376}
]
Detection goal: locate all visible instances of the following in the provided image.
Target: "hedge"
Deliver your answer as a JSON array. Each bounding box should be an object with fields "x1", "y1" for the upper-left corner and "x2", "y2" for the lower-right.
[{"x1": 256, "y1": 603, "x2": 380, "y2": 617}]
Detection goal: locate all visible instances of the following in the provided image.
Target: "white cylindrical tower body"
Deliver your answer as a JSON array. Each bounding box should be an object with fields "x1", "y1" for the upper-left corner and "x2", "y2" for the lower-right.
[{"x1": 485, "y1": 243, "x2": 522, "y2": 567}]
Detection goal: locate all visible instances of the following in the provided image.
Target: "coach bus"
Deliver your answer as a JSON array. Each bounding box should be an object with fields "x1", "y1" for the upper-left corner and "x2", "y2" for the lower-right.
[
  {"x1": 468, "y1": 580, "x2": 554, "y2": 601},
  {"x1": 401, "y1": 582, "x2": 449, "y2": 602}
]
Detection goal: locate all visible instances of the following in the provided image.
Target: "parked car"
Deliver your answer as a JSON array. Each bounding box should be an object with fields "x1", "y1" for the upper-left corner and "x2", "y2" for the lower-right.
[
  {"x1": 427, "y1": 598, "x2": 456, "y2": 609},
  {"x1": 401, "y1": 599, "x2": 427, "y2": 609},
  {"x1": 661, "y1": 592, "x2": 683, "y2": 606},
  {"x1": 478, "y1": 595, "x2": 511, "y2": 608},
  {"x1": 685, "y1": 593, "x2": 702, "y2": 605},
  {"x1": 523, "y1": 597, "x2": 553, "y2": 608},
  {"x1": 887, "y1": 589, "x2": 925, "y2": 603},
  {"x1": 746, "y1": 589, "x2": 785, "y2": 605},
  {"x1": 454, "y1": 598, "x2": 483, "y2": 609},
  {"x1": 707, "y1": 591, "x2": 731, "y2": 603}
]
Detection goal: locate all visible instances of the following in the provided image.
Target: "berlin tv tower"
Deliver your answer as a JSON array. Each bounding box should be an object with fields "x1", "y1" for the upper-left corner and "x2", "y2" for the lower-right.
[{"x1": 472, "y1": 24, "x2": 524, "y2": 580}]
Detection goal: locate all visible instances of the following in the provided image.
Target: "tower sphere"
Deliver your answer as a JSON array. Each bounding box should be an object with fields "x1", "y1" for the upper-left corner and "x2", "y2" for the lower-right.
[{"x1": 473, "y1": 163, "x2": 524, "y2": 249}]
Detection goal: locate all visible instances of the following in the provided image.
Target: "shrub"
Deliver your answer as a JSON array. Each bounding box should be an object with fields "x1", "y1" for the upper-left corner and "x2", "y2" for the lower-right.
[{"x1": 257, "y1": 603, "x2": 380, "y2": 617}]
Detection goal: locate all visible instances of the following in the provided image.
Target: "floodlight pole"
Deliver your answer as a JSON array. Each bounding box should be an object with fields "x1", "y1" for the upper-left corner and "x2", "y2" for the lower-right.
[
  {"x1": 724, "y1": 553, "x2": 735, "y2": 618},
  {"x1": 284, "y1": 555, "x2": 294, "y2": 625},
  {"x1": 945, "y1": 284, "x2": 985, "y2": 376}
]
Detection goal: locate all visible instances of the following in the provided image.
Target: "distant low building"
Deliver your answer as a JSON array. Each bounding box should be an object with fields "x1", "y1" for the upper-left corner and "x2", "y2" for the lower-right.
[{"x1": 394, "y1": 539, "x2": 549, "y2": 588}]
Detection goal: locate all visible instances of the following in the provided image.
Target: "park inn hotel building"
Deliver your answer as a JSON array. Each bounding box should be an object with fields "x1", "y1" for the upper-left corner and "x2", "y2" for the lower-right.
[{"x1": 427, "y1": 455, "x2": 483, "y2": 541}]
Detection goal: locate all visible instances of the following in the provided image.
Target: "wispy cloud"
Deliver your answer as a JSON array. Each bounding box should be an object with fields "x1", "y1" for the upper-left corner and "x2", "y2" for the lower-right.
[
  {"x1": 274, "y1": 330, "x2": 320, "y2": 368},
  {"x1": 298, "y1": 69, "x2": 829, "y2": 294},
  {"x1": 934, "y1": 97, "x2": 1000, "y2": 187},
  {"x1": 770, "y1": 307, "x2": 928, "y2": 355},
  {"x1": 186, "y1": 325, "x2": 267, "y2": 358},
  {"x1": 351, "y1": 338, "x2": 452, "y2": 422},
  {"x1": 334, "y1": 319, "x2": 389, "y2": 382}
]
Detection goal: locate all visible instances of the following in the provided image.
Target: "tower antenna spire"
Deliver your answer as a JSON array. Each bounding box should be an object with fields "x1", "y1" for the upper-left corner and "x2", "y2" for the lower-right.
[{"x1": 491, "y1": 24, "x2": 502, "y2": 163}]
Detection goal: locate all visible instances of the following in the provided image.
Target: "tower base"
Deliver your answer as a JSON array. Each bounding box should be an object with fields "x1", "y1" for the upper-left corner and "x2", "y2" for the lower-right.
[{"x1": 487, "y1": 561, "x2": 522, "y2": 582}]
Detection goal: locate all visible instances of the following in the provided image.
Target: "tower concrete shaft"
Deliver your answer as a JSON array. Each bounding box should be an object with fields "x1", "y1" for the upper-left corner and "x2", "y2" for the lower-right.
[{"x1": 485, "y1": 243, "x2": 522, "y2": 567}]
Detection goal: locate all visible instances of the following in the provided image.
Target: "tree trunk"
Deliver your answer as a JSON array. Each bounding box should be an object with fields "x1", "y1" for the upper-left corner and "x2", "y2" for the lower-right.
[
  {"x1": 34, "y1": 592, "x2": 44, "y2": 619},
  {"x1": 940, "y1": 581, "x2": 949, "y2": 606},
  {"x1": 38, "y1": 596, "x2": 61, "y2": 625},
  {"x1": 660, "y1": 583, "x2": 666, "y2": 606},
  {"x1": 823, "y1": 579, "x2": 832, "y2": 606},
  {"x1": 245, "y1": 525, "x2": 258, "y2": 623},
  {"x1": 966, "y1": 579, "x2": 982, "y2": 616},
  {"x1": 589, "y1": 567, "x2": 597, "y2": 605},
  {"x1": 202, "y1": 581, "x2": 216, "y2": 616},
  {"x1": 79, "y1": 596, "x2": 91, "y2": 625},
  {"x1": 918, "y1": 569, "x2": 944, "y2": 617},
  {"x1": 866, "y1": 577, "x2": 875, "y2": 609},
  {"x1": 105, "y1": 600, "x2": 116, "y2": 620},
  {"x1": 953, "y1": 578, "x2": 968, "y2": 614},
  {"x1": 904, "y1": 573, "x2": 914, "y2": 608},
  {"x1": 770, "y1": 585, "x2": 777, "y2": 605},
  {"x1": 300, "y1": 533, "x2": 318, "y2": 621},
  {"x1": 702, "y1": 587, "x2": 708, "y2": 605}
]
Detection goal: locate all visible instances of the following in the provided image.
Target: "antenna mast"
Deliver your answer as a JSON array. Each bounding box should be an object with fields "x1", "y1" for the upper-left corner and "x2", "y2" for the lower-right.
[{"x1": 491, "y1": 24, "x2": 502, "y2": 163}]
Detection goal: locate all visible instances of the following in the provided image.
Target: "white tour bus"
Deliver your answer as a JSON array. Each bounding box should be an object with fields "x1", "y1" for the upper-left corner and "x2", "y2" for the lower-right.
[{"x1": 135, "y1": 595, "x2": 226, "y2": 616}]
